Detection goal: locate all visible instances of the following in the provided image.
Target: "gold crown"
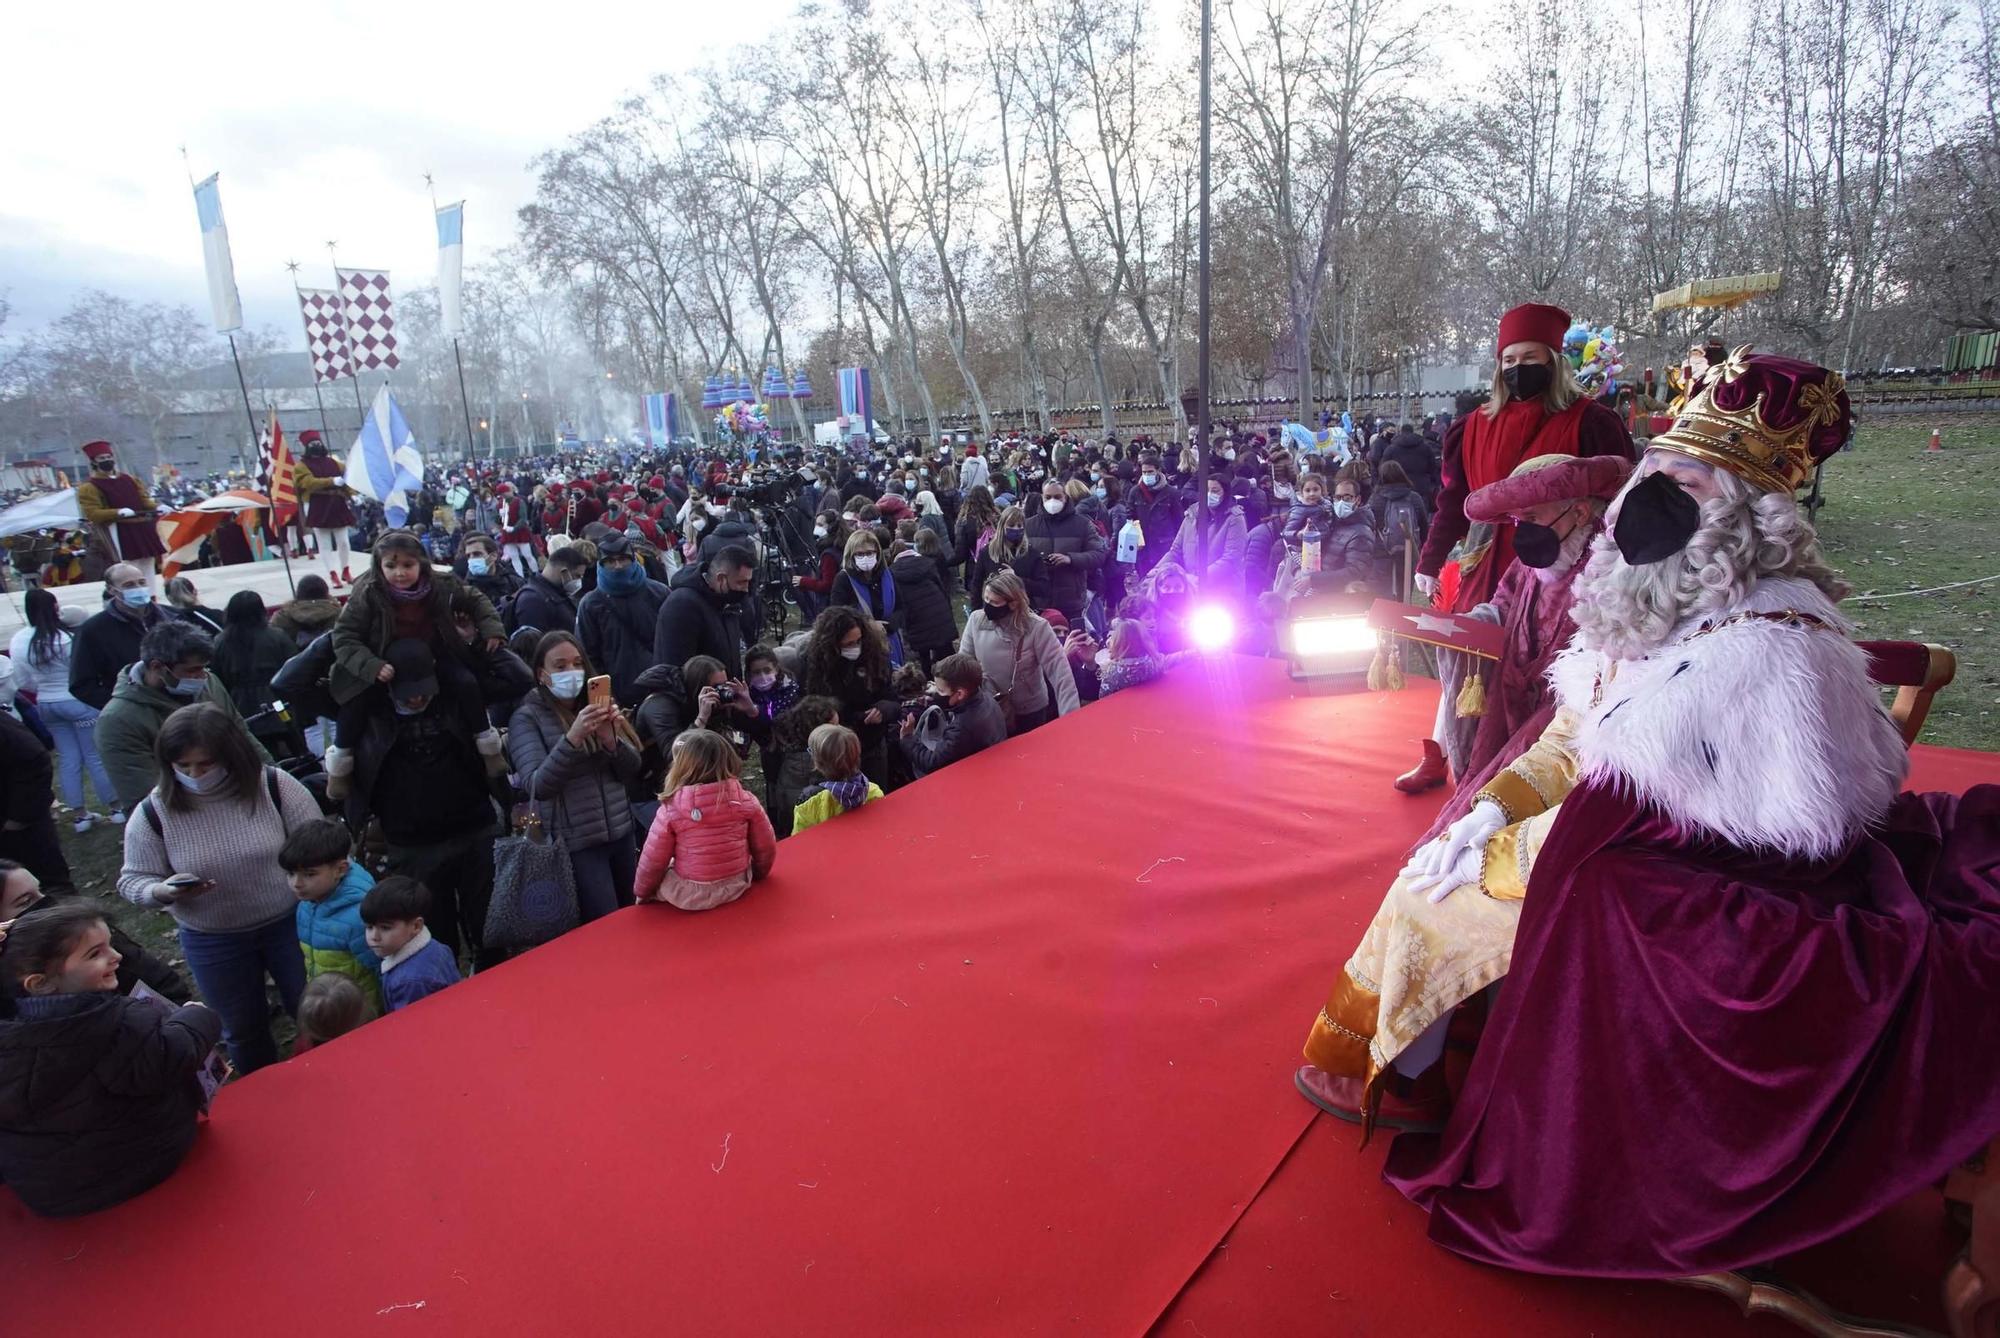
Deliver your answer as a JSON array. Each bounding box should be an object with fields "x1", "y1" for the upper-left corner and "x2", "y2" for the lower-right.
[{"x1": 1651, "y1": 345, "x2": 1845, "y2": 493}]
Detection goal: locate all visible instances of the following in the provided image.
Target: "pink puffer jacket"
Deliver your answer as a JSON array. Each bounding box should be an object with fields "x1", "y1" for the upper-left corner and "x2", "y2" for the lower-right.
[{"x1": 634, "y1": 779, "x2": 778, "y2": 895}]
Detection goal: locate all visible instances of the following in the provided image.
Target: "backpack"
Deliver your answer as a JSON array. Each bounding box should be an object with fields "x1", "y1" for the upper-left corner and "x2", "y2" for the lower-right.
[{"x1": 1379, "y1": 495, "x2": 1426, "y2": 551}]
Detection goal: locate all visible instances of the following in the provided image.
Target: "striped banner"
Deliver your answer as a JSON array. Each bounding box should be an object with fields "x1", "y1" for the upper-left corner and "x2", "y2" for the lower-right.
[
  {"x1": 644, "y1": 392, "x2": 679, "y2": 447},
  {"x1": 837, "y1": 367, "x2": 872, "y2": 432}
]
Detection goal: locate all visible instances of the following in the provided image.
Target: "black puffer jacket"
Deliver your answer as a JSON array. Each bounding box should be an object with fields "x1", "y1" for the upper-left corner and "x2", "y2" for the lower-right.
[
  {"x1": 1019, "y1": 502, "x2": 1109, "y2": 616},
  {"x1": 0, "y1": 992, "x2": 221, "y2": 1217},
  {"x1": 890, "y1": 551, "x2": 958, "y2": 654},
  {"x1": 653, "y1": 565, "x2": 746, "y2": 681}
]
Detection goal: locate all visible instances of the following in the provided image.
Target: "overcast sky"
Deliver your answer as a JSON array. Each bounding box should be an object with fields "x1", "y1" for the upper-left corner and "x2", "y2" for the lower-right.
[{"x1": 2, "y1": 0, "x2": 787, "y2": 342}]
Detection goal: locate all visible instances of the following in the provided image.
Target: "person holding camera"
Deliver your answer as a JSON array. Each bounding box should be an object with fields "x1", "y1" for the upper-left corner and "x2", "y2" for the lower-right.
[{"x1": 1020, "y1": 479, "x2": 1109, "y2": 627}]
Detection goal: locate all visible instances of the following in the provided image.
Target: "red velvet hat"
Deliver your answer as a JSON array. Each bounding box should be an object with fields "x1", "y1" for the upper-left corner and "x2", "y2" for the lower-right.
[
  {"x1": 298, "y1": 430, "x2": 322, "y2": 445},
  {"x1": 1466, "y1": 453, "x2": 1632, "y2": 522},
  {"x1": 82, "y1": 440, "x2": 115, "y2": 463},
  {"x1": 1495, "y1": 303, "x2": 1571, "y2": 355},
  {"x1": 1651, "y1": 346, "x2": 1851, "y2": 493}
]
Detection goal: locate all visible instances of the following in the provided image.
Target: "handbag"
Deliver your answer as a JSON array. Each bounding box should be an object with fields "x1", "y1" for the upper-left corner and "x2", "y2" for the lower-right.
[
  {"x1": 485, "y1": 760, "x2": 580, "y2": 952},
  {"x1": 988, "y1": 620, "x2": 1029, "y2": 734}
]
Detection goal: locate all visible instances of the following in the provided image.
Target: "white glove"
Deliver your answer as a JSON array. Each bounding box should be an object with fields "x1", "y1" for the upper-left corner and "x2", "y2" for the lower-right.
[
  {"x1": 1400, "y1": 798, "x2": 1507, "y2": 904},
  {"x1": 117, "y1": 507, "x2": 135, "y2": 518},
  {"x1": 1414, "y1": 572, "x2": 1439, "y2": 601}
]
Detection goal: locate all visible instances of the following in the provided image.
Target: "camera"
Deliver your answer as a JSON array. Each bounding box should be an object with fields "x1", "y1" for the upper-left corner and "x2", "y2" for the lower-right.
[{"x1": 716, "y1": 685, "x2": 736, "y2": 703}]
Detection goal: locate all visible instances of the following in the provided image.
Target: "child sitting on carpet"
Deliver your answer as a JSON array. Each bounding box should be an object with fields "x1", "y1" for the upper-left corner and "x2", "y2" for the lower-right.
[
  {"x1": 634, "y1": 730, "x2": 778, "y2": 912},
  {"x1": 1098, "y1": 619, "x2": 1194, "y2": 698},
  {"x1": 293, "y1": 974, "x2": 370, "y2": 1054},
  {"x1": 792, "y1": 724, "x2": 884, "y2": 834},
  {"x1": 0, "y1": 902, "x2": 223, "y2": 1217},
  {"x1": 360, "y1": 876, "x2": 461, "y2": 1012}
]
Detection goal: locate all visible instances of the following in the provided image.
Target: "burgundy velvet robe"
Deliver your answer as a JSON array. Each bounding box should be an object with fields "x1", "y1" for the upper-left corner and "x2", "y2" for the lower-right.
[{"x1": 1385, "y1": 778, "x2": 2000, "y2": 1277}]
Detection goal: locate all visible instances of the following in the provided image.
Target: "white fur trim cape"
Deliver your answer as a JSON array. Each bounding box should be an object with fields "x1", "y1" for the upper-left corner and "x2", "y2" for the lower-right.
[{"x1": 1549, "y1": 575, "x2": 1909, "y2": 862}]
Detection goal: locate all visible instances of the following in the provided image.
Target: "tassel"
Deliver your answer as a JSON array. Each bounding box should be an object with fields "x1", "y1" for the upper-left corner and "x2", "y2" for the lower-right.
[
  {"x1": 1455, "y1": 670, "x2": 1486, "y2": 719},
  {"x1": 1385, "y1": 652, "x2": 1406, "y2": 691},
  {"x1": 1367, "y1": 644, "x2": 1387, "y2": 691}
]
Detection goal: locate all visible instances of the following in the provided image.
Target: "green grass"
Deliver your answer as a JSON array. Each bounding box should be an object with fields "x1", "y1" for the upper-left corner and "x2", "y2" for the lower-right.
[{"x1": 1816, "y1": 417, "x2": 2000, "y2": 752}]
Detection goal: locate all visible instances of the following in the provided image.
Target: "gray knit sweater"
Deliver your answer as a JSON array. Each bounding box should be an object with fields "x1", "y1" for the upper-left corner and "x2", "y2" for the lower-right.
[{"x1": 117, "y1": 768, "x2": 322, "y2": 933}]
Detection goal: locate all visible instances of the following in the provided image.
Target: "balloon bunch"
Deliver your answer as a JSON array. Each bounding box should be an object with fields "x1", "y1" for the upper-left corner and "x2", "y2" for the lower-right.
[
  {"x1": 1562, "y1": 323, "x2": 1625, "y2": 393},
  {"x1": 713, "y1": 399, "x2": 773, "y2": 445}
]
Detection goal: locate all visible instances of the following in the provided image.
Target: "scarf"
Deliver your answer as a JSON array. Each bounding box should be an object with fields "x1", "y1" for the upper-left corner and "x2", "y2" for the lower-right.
[
  {"x1": 385, "y1": 573, "x2": 434, "y2": 604},
  {"x1": 825, "y1": 774, "x2": 872, "y2": 812}
]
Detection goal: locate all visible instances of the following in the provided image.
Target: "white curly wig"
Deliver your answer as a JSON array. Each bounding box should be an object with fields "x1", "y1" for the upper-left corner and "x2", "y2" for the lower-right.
[{"x1": 1569, "y1": 464, "x2": 1847, "y2": 661}]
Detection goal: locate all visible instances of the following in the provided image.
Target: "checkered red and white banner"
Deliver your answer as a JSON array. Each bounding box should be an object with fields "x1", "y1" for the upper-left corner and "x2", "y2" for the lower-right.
[
  {"x1": 337, "y1": 267, "x2": 400, "y2": 372},
  {"x1": 297, "y1": 288, "x2": 354, "y2": 383}
]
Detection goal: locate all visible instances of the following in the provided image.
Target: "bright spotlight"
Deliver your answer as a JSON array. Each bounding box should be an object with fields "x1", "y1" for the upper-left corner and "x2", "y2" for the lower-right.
[
  {"x1": 1287, "y1": 615, "x2": 1376, "y2": 657},
  {"x1": 1187, "y1": 602, "x2": 1237, "y2": 653}
]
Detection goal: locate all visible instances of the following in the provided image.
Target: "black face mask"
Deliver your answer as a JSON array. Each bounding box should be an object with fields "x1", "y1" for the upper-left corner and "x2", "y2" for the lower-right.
[
  {"x1": 983, "y1": 601, "x2": 1011, "y2": 622},
  {"x1": 1502, "y1": 363, "x2": 1553, "y2": 401},
  {"x1": 1613, "y1": 470, "x2": 1702, "y2": 564},
  {"x1": 1512, "y1": 519, "x2": 1565, "y2": 569}
]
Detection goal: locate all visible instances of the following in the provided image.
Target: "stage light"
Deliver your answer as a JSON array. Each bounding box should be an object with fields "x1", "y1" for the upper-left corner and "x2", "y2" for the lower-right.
[
  {"x1": 1286, "y1": 615, "x2": 1376, "y2": 658},
  {"x1": 1188, "y1": 603, "x2": 1237, "y2": 652}
]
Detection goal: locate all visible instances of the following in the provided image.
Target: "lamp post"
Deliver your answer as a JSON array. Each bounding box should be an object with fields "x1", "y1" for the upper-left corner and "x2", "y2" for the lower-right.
[{"x1": 1192, "y1": 0, "x2": 1214, "y2": 579}]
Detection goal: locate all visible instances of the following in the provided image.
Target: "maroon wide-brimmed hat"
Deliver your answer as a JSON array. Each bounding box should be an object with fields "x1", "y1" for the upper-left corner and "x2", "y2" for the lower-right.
[{"x1": 1465, "y1": 452, "x2": 1632, "y2": 522}]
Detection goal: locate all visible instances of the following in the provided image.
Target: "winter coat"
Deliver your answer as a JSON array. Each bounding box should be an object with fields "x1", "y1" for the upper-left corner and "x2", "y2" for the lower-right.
[
  {"x1": 295, "y1": 862, "x2": 383, "y2": 1014},
  {"x1": 1160, "y1": 501, "x2": 1249, "y2": 590},
  {"x1": 830, "y1": 565, "x2": 905, "y2": 642},
  {"x1": 0, "y1": 991, "x2": 222, "y2": 1218},
  {"x1": 210, "y1": 624, "x2": 300, "y2": 716},
  {"x1": 575, "y1": 578, "x2": 671, "y2": 707},
  {"x1": 1019, "y1": 502, "x2": 1109, "y2": 616},
  {"x1": 506, "y1": 691, "x2": 642, "y2": 851},
  {"x1": 1377, "y1": 431, "x2": 1440, "y2": 501},
  {"x1": 329, "y1": 570, "x2": 503, "y2": 707},
  {"x1": 1368, "y1": 483, "x2": 1430, "y2": 552},
  {"x1": 94, "y1": 666, "x2": 269, "y2": 812},
  {"x1": 653, "y1": 566, "x2": 746, "y2": 682},
  {"x1": 792, "y1": 779, "x2": 885, "y2": 833},
  {"x1": 890, "y1": 551, "x2": 958, "y2": 654},
  {"x1": 633, "y1": 779, "x2": 777, "y2": 891},
  {"x1": 269, "y1": 598, "x2": 341, "y2": 650},
  {"x1": 1125, "y1": 480, "x2": 1185, "y2": 564},
  {"x1": 379, "y1": 929, "x2": 460, "y2": 1012},
  {"x1": 899, "y1": 686, "x2": 1007, "y2": 779},
  {"x1": 66, "y1": 604, "x2": 167, "y2": 711},
  {"x1": 506, "y1": 572, "x2": 577, "y2": 637},
  {"x1": 1320, "y1": 508, "x2": 1383, "y2": 584},
  {"x1": 957, "y1": 610, "x2": 1079, "y2": 718}
]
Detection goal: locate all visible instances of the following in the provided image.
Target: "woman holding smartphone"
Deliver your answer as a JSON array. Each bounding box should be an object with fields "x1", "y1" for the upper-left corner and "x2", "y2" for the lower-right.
[
  {"x1": 505, "y1": 631, "x2": 644, "y2": 923},
  {"x1": 117, "y1": 703, "x2": 323, "y2": 1073}
]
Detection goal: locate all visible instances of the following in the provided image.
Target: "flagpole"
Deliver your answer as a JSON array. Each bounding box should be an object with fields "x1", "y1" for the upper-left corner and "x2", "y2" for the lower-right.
[
  {"x1": 452, "y1": 339, "x2": 478, "y2": 462},
  {"x1": 226, "y1": 334, "x2": 258, "y2": 478}
]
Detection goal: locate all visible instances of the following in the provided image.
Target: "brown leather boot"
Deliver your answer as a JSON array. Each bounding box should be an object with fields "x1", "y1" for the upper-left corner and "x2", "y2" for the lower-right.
[
  {"x1": 1294, "y1": 1065, "x2": 1448, "y2": 1134},
  {"x1": 1393, "y1": 739, "x2": 1448, "y2": 795}
]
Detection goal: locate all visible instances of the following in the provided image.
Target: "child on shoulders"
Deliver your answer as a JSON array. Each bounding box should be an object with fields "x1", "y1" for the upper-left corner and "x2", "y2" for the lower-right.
[
  {"x1": 0, "y1": 903, "x2": 222, "y2": 1217},
  {"x1": 361, "y1": 876, "x2": 461, "y2": 1012},
  {"x1": 282, "y1": 818, "x2": 381, "y2": 1015},
  {"x1": 791, "y1": 724, "x2": 885, "y2": 833},
  {"x1": 634, "y1": 730, "x2": 778, "y2": 912}
]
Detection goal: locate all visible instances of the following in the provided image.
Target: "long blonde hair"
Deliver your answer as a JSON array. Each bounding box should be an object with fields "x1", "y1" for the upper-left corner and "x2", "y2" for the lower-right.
[
  {"x1": 661, "y1": 729, "x2": 740, "y2": 798},
  {"x1": 986, "y1": 506, "x2": 1028, "y2": 561},
  {"x1": 1106, "y1": 617, "x2": 1157, "y2": 661},
  {"x1": 981, "y1": 568, "x2": 1032, "y2": 624},
  {"x1": 1484, "y1": 346, "x2": 1584, "y2": 419}
]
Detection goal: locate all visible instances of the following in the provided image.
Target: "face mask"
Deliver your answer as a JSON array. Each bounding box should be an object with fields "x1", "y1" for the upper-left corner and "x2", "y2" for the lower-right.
[
  {"x1": 813, "y1": 525, "x2": 829, "y2": 539},
  {"x1": 1093, "y1": 487, "x2": 1108, "y2": 500},
  {"x1": 165, "y1": 672, "x2": 206, "y2": 699},
  {"x1": 563, "y1": 577, "x2": 583, "y2": 597},
  {"x1": 546, "y1": 669, "x2": 586, "y2": 700},
  {"x1": 172, "y1": 765, "x2": 227, "y2": 794},
  {"x1": 983, "y1": 600, "x2": 1011, "y2": 621},
  {"x1": 467, "y1": 557, "x2": 491, "y2": 576},
  {"x1": 1222, "y1": 450, "x2": 1236, "y2": 461},
  {"x1": 1502, "y1": 362, "x2": 1554, "y2": 400},
  {"x1": 120, "y1": 586, "x2": 152, "y2": 608},
  {"x1": 1043, "y1": 498, "x2": 1064, "y2": 515},
  {"x1": 1207, "y1": 494, "x2": 1224, "y2": 509},
  {"x1": 1142, "y1": 473, "x2": 1160, "y2": 487},
  {"x1": 1004, "y1": 527, "x2": 1025, "y2": 543},
  {"x1": 1333, "y1": 500, "x2": 1356, "y2": 519},
  {"x1": 1512, "y1": 518, "x2": 1568, "y2": 569},
  {"x1": 1613, "y1": 469, "x2": 1703, "y2": 564},
  {"x1": 854, "y1": 554, "x2": 878, "y2": 573},
  {"x1": 839, "y1": 644, "x2": 863, "y2": 661}
]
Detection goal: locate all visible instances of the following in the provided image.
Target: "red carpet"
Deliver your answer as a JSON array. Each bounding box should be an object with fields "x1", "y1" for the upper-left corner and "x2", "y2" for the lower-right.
[{"x1": 3, "y1": 660, "x2": 1991, "y2": 1336}]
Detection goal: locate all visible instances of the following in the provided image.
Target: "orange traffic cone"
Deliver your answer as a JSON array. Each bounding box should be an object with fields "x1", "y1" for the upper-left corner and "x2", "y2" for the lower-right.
[{"x1": 1928, "y1": 426, "x2": 1944, "y2": 453}]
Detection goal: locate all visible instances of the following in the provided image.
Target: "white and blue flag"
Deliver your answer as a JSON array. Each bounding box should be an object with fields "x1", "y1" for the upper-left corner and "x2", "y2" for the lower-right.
[
  {"x1": 191, "y1": 174, "x2": 244, "y2": 334},
  {"x1": 436, "y1": 201, "x2": 464, "y2": 338},
  {"x1": 345, "y1": 385, "x2": 424, "y2": 527}
]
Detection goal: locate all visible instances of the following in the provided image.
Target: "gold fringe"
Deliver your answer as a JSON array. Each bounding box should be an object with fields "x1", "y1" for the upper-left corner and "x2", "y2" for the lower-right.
[
  {"x1": 1367, "y1": 645, "x2": 1388, "y2": 691},
  {"x1": 1455, "y1": 670, "x2": 1486, "y2": 718}
]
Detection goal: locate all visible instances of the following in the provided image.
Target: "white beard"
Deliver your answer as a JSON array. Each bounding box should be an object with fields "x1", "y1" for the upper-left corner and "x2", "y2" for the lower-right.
[
  {"x1": 1532, "y1": 521, "x2": 1596, "y2": 585},
  {"x1": 1566, "y1": 531, "x2": 1718, "y2": 660}
]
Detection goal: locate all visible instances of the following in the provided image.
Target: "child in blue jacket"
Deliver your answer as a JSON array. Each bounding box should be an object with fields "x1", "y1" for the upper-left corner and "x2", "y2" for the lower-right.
[
  {"x1": 282, "y1": 819, "x2": 381, "y2": 1015},
  {"x1": 361, "y1": 876, "x2": 461, "y2": 1012}
]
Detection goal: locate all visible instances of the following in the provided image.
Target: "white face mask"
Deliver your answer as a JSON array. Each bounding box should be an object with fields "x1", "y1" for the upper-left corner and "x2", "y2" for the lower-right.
[
  {"x1": 563, "y1": 578, "x2": 583, "y2": 596},
  {"x1": 172, "y1": 765, "x2": 227, "y2": 795},
  {"x1": 854, "y1": 554, "x2": 878, "y2": 573},
  {"x1": 1142, "y1": 473, "x2": 1160, "y2": 487},
  {"x1": 839, "y1": 644, "x2": 863, "y2": 661},
  {"x1": 1043, "y1": 498, "x2": 1064, "y2": 515},
  {"x1": 813, "y1": 525, "x2": 829, "y2": 539}
]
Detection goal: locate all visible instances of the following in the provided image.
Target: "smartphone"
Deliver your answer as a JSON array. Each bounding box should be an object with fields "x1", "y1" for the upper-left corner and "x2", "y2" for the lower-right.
[
  {"x1": 587, "y1": 674, "x2": 612, "y2": 709},
  {"x1": 166, "y1": 874, "x2": 210, "y2": 890}
]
